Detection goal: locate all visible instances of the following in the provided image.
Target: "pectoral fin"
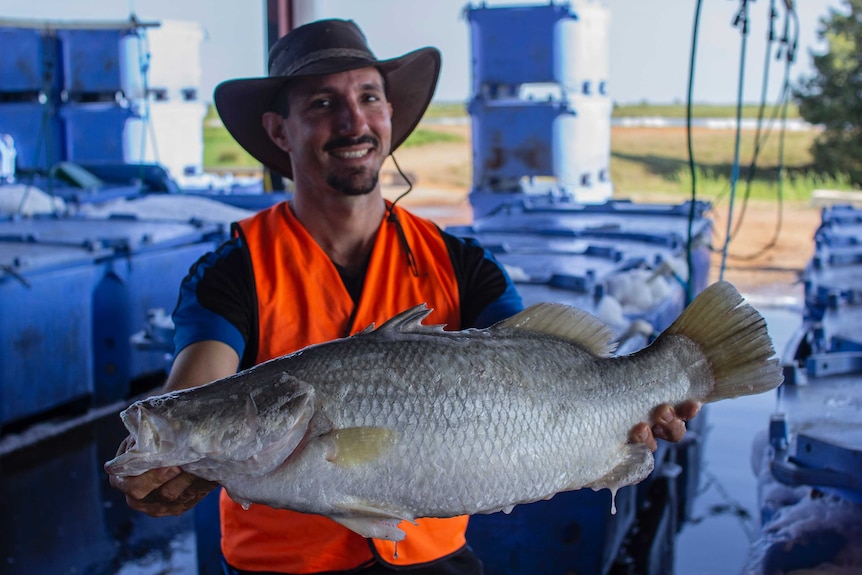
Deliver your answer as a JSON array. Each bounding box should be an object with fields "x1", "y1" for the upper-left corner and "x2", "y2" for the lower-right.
[
  {"x1": 330, "y1": 497, "x2": 417, "y2": 541},
  {"x1": 325, "y1": 427, "x2": 399, "y2": 468},
  {"x1": 332, "y1": 516, "x2": 406, "y2": 541}
]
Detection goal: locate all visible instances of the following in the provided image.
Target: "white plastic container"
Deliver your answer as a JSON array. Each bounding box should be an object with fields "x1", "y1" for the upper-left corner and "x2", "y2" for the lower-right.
[
  {"x1": 119, "y1": 20, "x2": 204, "y2": 101},
  {"x1": 557, "y1": 1, "x2": 610, "y2": 97},
  {"x1": 554, "y1": 95, "x2": 613, "y2": 203},
  {"x1": 0, "y1": 134, "x2": 17, "y2": 181},
  {"x1": 124, "y1": 100, "x2": 207, "y2": 178},
  {"x1": 144, "y1": 20, "x2": 205, "y2": 101}
]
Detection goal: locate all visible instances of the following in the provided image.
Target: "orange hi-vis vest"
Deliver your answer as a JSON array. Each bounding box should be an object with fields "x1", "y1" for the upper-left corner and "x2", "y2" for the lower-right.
[{"x1": 222, "y1": 201, "x2": 467, "y2": 573}]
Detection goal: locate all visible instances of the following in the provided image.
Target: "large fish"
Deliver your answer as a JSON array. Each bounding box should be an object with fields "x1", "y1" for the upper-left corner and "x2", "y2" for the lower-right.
[{"x1": 105, "y1": 280, "x2": 782, "y2": 541}]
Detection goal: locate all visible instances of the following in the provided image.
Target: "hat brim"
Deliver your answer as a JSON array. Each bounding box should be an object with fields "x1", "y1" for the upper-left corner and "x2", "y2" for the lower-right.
[{"x1": 213, "y1": 47, "x2": 441, "y2": 180}]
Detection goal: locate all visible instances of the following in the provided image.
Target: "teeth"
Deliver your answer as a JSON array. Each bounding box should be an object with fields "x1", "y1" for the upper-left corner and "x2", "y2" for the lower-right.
[{"x1": 333, "y1": 149, "x2": 369, "y2": 159}]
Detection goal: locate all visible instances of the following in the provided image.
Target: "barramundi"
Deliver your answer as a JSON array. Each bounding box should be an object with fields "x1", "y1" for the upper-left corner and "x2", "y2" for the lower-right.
[{"x1": 105, "y1": 280, "x2": 782, "y2": 541}]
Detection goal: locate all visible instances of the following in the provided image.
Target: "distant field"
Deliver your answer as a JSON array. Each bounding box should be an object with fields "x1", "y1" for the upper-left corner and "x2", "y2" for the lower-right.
[
  {"x1": 609, "y1": 125, "x2": 853, "y2": 203},
  {"x1": 203, "y1": 124, "x2": 258, "y2": 169},
  {"x1": 203, "y1": 102, "x2": 854, "y2": 202},
  {"x1": 204, "y1": 101, "x2": 798, "y2": 125},
  {"x1": 422, "y1": 101, "x2": 801, "y2": 119}
]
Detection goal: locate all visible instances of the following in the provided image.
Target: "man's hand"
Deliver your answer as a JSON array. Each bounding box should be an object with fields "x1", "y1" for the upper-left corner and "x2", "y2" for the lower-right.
[
  {"x1": 106, "y1": 435, "x2": 217, "y2": 517},
  {"x1": 628, "y1": 400, "x2": 702, "y2": 452}
]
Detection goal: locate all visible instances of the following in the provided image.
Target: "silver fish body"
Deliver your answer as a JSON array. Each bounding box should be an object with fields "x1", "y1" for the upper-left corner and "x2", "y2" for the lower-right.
[{"x1": 105, "y1": 280, "x2": 783, "y2": 541}]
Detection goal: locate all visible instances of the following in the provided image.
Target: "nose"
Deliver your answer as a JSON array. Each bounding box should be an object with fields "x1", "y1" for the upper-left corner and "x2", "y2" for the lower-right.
[{"x1": 335, "y1": 98, "x2": 369, "y2": 136}]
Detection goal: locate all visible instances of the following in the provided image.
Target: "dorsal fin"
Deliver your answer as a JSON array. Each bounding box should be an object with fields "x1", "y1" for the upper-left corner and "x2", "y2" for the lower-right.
[
  {"x1": 356, "y1": 323, "x2": 376, "y2": 335},
  {"x1": 496, "y1": 303, "x2": 618, "y2": 357},
  {"x1": 374, "y1": 304, "x2": 440, "y2": 335}
]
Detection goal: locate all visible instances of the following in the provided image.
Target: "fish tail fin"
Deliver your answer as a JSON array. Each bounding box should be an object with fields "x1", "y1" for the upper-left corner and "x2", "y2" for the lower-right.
[{"x1": 661, "y1": 280, "x2": 783, "y2": 402}]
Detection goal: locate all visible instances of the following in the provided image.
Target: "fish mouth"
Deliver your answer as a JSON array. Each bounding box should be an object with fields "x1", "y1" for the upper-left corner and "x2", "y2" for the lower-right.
[{"x1": 103, "y1": 404, "x2": 187, "y2": 477}]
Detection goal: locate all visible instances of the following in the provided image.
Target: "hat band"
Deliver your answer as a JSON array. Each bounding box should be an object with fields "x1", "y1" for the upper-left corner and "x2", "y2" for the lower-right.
[{"x1": 275, "y1": 48, "x2": 377, "y2": 77}]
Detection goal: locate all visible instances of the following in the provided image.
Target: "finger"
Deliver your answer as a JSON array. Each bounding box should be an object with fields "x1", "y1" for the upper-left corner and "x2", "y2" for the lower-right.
[
  {"x1": 110, "y1": 467, "x2": 181, "y2": 501},
  {"x1": 628, "y1": 421, "x2": 658, "y2": 452},
  {"x1": 159, "y1": 472, "x2": 198, "y2": 501},
  {"x1": 134, "y1": 478, "x2": 216, "y2": 517},
  {"x1": 651, "y1": 404, "x2": 687, "y2": 442},
  {"x1": 676, "y1": 400, "x2": 702, "y2": 421},
  {"x1": 126, "y1": 493, "x2": 198, "y2": 517}
]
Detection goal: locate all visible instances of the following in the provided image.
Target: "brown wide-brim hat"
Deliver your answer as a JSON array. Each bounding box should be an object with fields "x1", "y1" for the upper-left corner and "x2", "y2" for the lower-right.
[{"x1": 214, "y1": 19, "x2": 441, "y2": 179}]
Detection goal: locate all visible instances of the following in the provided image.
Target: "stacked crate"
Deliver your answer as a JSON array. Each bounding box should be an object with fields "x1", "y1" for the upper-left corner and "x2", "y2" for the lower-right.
[
  {"x1": 0, "y1": 19, "x2": 206, "y2": 181},
  {"x1": 0, "y1": 26, "x2": 64, "y2": 173},
  {"x1": 465, "y1": 2, "x2": 612, "y2": 212}
]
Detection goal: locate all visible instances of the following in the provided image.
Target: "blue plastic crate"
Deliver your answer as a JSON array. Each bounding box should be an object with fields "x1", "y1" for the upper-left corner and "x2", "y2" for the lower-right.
[
  {"x1": 0, "y1": 102, "x2": 65, "y2": 172},
  {"x1": 466, "y1": 3, "x2": 576, "y2": 89},
  {"x1": 450, "y1": 200, "x2": 712, "y2": 298},
  {"x1": 0, "y1": 216, "x2": 220, "y2": 404},
  {"x1": 59, "y1": 102, "x2": 137, "y2": 165},
  {"x1": 469, "y1": 99, "x2": 575, "y2": 187},
  {"x1": 57, "y1": 28, "x2": 127, "y2": 97},
  {"x1": 0, "y1": 241, "x2": 106, "y2": 426},
  {"x1": 0, "y1": 27, "x2": 62, "y2": 95}
]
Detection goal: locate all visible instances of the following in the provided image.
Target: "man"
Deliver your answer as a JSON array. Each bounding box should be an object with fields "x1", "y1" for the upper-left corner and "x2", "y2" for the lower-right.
[{"x1": 108, "y1": 18, "x2": 699, "y2": 575}]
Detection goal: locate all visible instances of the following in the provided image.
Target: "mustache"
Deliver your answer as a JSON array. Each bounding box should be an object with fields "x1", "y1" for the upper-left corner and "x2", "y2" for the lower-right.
[{"x1": 323, "y1": 135, "x2": 379, "y2": 151}]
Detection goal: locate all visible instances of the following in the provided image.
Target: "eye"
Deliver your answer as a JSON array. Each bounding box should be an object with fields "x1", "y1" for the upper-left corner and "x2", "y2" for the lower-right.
[
  {"x1": 363, "y1": 90, "x2": 386, "y2": 104},
  {"x1": 310, "y1": 98, "x2": 331, "y2": 110}
]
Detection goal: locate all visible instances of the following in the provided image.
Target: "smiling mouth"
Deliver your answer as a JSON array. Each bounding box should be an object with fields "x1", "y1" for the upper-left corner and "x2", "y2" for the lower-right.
[
  {"x1": 324, "y1": 136, "x2": 379, "y2": 161},
  {"x1": 331, "y1": 149, "x2": 371, "y2": 160}
]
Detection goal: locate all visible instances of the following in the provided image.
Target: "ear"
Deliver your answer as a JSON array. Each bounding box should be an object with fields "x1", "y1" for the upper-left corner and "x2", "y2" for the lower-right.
[{"x1": 262, "y1": 112, "x2": 292, "y2": 153}]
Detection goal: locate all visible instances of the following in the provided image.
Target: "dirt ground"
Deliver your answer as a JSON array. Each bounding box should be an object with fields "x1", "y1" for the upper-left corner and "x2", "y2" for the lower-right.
[{"x1": 382, "y1": 134, "x2": 823, "y2": 301}]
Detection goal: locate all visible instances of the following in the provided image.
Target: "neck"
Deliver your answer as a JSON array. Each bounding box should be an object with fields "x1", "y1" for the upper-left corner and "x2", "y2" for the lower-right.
[{"x1": 289, "y1": 191, "x2": 387, "y2": 269}]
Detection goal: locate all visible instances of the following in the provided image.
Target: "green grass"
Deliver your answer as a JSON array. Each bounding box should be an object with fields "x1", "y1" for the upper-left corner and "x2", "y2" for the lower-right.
[
  {"x1": 609, "y1": 125, "x2": 857, "y2": 202},
  {"x1": 611, "y1": 102, "x2": 801, "y2": 119},
  {"x1": 202, "y1": 126, "x2": 259, "y2": 169},
  {"x1": 423, "y1": 101, "x2": 468, "y2": 118},
  {"x1": 402, "y1": 127, "x2": 464, "y2": 148},
  {"x1": 670, "y1": 168, "x2": 854, "y2": 205}
]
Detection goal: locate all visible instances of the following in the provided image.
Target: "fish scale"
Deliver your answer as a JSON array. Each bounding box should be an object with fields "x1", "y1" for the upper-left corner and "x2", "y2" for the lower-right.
[{"x1": 105, "y1": 280, "x2": 783, "y2": 542}]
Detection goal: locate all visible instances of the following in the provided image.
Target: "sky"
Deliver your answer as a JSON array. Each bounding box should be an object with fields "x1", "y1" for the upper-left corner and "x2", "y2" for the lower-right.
[{"x1": 2, "y1": 0, "x2": 847, "y2": 105}]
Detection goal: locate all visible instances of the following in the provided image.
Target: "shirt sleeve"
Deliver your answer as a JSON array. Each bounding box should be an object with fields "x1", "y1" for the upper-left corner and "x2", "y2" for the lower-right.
[
  {"x1": 441, "y1": 230, "x2": 524, "y2": 328},
  {"x1": 171, "y1": 236, "x2": 255, "y2": 360}
]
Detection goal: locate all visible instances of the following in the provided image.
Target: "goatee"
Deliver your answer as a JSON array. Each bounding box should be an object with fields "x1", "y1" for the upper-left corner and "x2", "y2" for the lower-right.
[{"x1": 327, "y1": 169, "x2": 380, "y2": 196}]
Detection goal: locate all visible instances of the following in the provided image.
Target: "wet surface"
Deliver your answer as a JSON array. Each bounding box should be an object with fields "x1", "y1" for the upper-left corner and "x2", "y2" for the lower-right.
[{"x1": 0, "y1": 409, "x2": 193, "y2": 575}]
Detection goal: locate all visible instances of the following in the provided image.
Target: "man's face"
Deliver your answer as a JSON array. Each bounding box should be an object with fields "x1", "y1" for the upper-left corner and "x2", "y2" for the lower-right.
[{"x1": 270, "y1": 67, "x2": 393, "y2": 197}]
